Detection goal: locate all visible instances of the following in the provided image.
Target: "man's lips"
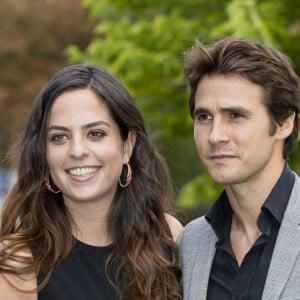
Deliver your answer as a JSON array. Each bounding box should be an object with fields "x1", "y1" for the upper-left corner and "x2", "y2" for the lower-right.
[{"x1": 209, "y1": 154, "x2": 236, "y2": 163}]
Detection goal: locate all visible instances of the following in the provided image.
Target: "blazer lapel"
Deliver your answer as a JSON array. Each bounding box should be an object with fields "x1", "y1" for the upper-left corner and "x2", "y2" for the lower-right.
[
  {"x1": 188, "y1": 228, "x2": 217, "y2": 300},
  {"x1": 263, "y1": 176, "x2": 300, "y2": 299}
]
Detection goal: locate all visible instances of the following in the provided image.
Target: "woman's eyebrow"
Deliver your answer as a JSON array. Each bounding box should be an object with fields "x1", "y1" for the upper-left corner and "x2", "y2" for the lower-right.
[
  {"x1": 48, "y1": 120, "x2": 111, "y2": 131},
  {"x1": 83, "y1": 120, "x2": 111, "y2": 129}
]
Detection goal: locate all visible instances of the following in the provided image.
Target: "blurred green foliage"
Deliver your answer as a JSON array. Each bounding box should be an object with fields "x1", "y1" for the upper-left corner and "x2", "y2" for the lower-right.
[{"x1": 66, "y1": 0, "x2": 300, "y2": 220}]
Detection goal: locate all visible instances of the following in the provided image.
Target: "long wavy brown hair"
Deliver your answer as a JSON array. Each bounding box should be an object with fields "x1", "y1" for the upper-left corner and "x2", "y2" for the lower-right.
[{"x1": 0, "y1": 64, "x2": 182, "y2": 299}]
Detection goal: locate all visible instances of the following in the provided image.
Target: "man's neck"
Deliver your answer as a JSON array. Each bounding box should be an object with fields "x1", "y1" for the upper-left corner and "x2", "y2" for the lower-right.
[
  {"x1": 225, "y1": 160, "x2": 286, "y2": 225},
  {"x1": 225, "y1": 161, "x2": 286, "y2": 265}
]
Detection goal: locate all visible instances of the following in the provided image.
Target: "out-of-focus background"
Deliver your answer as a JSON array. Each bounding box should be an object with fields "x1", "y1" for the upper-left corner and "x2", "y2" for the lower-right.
[{"x1": 1, "y1": 0, "x2": 300, "y2": 223}]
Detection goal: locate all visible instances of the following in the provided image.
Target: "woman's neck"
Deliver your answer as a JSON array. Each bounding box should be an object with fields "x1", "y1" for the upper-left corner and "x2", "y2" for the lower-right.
[{"x1": 65, "y1": 202, "x2": 112, "y2": 247}]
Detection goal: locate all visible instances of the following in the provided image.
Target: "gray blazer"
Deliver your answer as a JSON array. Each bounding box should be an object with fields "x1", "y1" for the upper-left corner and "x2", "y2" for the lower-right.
[{"x1": 178, "y1": 174, "x2": 300, "y2": 300}]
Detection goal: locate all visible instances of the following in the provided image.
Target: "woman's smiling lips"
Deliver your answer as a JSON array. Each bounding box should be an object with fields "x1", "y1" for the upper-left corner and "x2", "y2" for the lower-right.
[{"x1": 66, "y1": 166, "x2": 100, "y2": 181}]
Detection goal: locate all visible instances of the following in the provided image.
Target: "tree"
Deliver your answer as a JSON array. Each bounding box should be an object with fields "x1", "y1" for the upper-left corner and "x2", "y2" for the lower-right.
[
  {"x1": 0, "y1": 0, "x2": 95, "y2": 165},
  {"x1": 66, "y1": 0, "x2": 300, "y2": 221}
]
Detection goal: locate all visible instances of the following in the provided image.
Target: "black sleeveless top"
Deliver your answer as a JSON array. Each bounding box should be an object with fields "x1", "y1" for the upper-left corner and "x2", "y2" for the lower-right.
[
  {"x1": 38, "y1": 240, "x2": 116, "y2": 300},
  {"x1": 38, "y1": 238, "x2": 173, "y2": 300}
]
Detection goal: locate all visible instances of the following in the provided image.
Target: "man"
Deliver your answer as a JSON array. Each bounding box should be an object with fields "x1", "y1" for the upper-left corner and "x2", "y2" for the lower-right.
[{"x1": 178, "y1": 36, "x2": 300, "y2": 300}]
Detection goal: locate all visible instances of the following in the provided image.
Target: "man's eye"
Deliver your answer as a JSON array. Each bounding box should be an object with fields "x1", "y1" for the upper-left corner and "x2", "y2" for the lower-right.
[
  {"x1": 197, "y1": 114, "x2": 212, "y2": 121},
  {"x1": 230, "y1": 112, "x2": 243, "y2": 119}
]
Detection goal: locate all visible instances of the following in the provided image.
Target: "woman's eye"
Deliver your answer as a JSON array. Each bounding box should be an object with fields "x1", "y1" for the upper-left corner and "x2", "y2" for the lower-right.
[
  {"x1": 89, "y1": 130, "x2": 105, "y2": 138},
  {"x1": 50, "y1": 134, "x2": 68, "y2": 143}
]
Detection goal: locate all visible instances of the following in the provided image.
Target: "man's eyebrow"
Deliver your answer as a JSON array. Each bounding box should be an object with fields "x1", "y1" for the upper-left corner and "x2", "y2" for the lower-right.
[
  {"x1": 48, "y1": 121, "x2": 111, "y2": 131},
  {"x1": 219, "y1": 106, "x2": 252, "y2": 115},
  {"x1": 193, "y1": 107, "x2": 210, "y2": 118},
  {"x1": 193, "y1": 106, "x2": 251, "y2": 118}
]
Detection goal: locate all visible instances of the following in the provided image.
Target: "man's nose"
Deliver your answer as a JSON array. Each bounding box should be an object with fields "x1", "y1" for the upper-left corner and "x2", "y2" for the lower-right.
[{"x1": 208, "y1": 118, "x2": 229, "y2": 145}]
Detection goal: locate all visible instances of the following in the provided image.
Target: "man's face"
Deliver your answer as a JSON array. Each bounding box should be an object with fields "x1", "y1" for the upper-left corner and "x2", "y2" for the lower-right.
[{"x1": 193, "y1": 73, "x2": 286, "y2": 187}]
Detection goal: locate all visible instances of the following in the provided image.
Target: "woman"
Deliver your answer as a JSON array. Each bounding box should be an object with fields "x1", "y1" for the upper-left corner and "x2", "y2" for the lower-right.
[{"x1": 0, "y1": 64, "x2": 183, "y2": 299}]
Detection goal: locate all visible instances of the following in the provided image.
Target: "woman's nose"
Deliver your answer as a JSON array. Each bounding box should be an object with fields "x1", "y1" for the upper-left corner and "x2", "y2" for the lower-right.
[{"x1": 68, "y1": 137, "x2": 89, "y2": 158}]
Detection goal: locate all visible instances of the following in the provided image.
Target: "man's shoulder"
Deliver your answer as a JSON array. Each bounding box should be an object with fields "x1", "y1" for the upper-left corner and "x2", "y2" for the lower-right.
[
  {"x1": 283, "y1": 171, "x2": 300, "y2": 219},
  {"x1": 178, "y1": 215, "x2": 214, "y2": 246},
  {"x1": 183, "y1": 215, "x2": 209, "y2": 232},
  {"x1": 289, "y1": 171, "x2": 300, "y2": 201},
  {"x1": 293, "y1": 171, "x2": 300, "y2": 184}
]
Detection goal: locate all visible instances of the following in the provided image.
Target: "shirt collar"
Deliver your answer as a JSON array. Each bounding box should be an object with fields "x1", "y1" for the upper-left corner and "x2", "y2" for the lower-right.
[
  {"x1": 205, "y1": 191, "x2": 232, "y2": 240},
  {"x1": 262, "y1": 163, "x2": 295, "y2": 223},
  {"x1": 205, "y1": 164, "x2": 295, "y2": 239}
]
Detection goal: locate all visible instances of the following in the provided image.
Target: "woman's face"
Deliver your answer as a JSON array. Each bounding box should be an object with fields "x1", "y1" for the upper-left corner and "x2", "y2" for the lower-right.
[{"x1": 46, "y1": 88, "x2": 135, "y2": 207}]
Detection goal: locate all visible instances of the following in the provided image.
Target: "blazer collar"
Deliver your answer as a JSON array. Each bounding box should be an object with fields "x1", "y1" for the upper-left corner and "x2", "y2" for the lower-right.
[
  {"x1": 262, "y1": 174, "x2": 300, "y2": 298},
  {"x1": 188, "y1": 226, "x2": 217, "y2": 300}
]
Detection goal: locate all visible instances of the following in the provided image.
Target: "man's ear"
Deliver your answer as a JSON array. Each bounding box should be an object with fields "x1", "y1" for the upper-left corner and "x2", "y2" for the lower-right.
[
  {"x1": 123, "y1": 131, "x2": 136, "y2": 163},
  {"x1": 277, "y1": 112, "x2": 295, "y2": 139}
]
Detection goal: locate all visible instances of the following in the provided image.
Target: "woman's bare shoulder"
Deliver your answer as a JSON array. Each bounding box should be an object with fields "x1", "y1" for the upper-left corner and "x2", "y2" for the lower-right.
[{"x1": 164, "y1": 213, "x2": 183, "y2": 242}]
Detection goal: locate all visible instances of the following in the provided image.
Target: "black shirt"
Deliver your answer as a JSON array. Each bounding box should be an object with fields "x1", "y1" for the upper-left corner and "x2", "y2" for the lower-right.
[
  {"x1": 206, "y1": 164, "x2": 295, "y2": 300},
  {"x1": 38, "y1": 240, "x2": 116, "y2": 300},
  {"x1": 38, "y1": 229, "x2": 174, "y2": 299}
]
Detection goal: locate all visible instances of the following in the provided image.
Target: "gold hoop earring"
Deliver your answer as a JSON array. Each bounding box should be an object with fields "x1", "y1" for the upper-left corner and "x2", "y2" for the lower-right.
[
  {"x1": 45, "y1": 176, "x2": 61, "y2": 194},
  {"x1": 118, "y1": 163, "x2": 132, "y2": 188}
]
